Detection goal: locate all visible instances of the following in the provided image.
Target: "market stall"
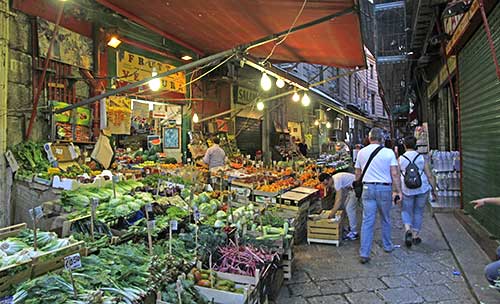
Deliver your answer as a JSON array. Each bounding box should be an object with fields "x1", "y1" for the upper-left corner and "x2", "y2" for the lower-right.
[{"x1": 2, "y1": 141, "x2": 354, "y2": 303}]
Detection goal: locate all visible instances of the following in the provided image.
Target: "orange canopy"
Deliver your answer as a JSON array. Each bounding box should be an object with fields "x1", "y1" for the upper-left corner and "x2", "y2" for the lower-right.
[{"x1": 97, "y1": 0, "x2": 366, "y2": 68}]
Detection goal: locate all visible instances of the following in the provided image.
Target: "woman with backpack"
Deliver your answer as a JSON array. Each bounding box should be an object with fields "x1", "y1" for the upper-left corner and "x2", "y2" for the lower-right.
[{"x1": 399, "y1": 136, "x2": 437, "y2": 247}]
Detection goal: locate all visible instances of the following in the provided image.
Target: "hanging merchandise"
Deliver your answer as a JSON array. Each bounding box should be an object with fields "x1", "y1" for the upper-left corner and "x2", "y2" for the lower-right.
[
  {"x1": 103, "y1": 96, "x2": 132, "y2": 135},
  {"x1": 91, "y1": 134, "x2": 114, "y2": 169}
]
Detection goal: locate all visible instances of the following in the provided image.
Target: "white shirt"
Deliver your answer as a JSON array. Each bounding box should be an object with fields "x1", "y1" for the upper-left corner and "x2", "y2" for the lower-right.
[
  {"x1": 355, "y1": 144, "x2": 398, "y2": 184},
  {"x1": 332, "y1": 172, "x2": 355, "y2": 191},
  {"x1": 399, "y1": 150, "x2": 431, "y2": 195}
]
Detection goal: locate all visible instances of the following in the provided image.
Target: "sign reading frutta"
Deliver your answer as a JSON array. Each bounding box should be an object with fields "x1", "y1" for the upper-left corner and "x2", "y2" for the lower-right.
[{"x1": 117, "y1": 51, "x2": 186, "y2": 94}]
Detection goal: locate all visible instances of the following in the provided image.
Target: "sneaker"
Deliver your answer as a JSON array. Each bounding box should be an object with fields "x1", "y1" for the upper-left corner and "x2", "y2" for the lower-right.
[
  {"x1": 412, "y1": 237, "x2": 422, "y2": 245},
  {"x1": 343, "y1": 231, "x2": 359, "y2": 241},
  {"x1": 405, "y1": 230, "x2": 413, "y2": 248},
  {"x1": 359, "y1": 256, "x2": 370, "y2": 264}
]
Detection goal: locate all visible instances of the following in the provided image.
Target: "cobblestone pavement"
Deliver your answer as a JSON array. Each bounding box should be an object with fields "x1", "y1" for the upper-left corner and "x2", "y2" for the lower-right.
[{"x1": 274, "y1": 208, "x2": 478, "y2": 304}]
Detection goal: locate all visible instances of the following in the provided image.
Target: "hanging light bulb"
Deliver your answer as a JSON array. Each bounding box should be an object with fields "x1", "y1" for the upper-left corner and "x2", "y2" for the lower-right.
[
  {"x1": 276, "y1": 78, "x2": 285, "y2": 88},
  {"x1": 292, "y1": 91, "x2": 300, "y2": 102},
  {"x1": 149, "y1": 67, "x2": 161, "y2": 92},
  {"x1": 301, "y1": 93, "x2": 311, "y2": 107},
  {"x1": 193, "y1": 113, "x2": 199, "y2": 123},
  {"x1": 314, "y1": 120, "x2": 319, "y2": 126},
  {"x1": 260, "y1": 73, "x2": 272, "y2": 91},
  {"x1": 257, "y1": 101, "x2": 265, "y2": 111},
  {"x1": 326, "y1": 122, "x2": 332, "y2": 129}
]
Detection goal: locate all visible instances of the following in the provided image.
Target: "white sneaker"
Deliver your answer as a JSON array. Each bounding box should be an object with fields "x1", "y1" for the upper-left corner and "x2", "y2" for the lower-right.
[{"x1": 343, "y1": 231, "x2": 359, "y2": 241}]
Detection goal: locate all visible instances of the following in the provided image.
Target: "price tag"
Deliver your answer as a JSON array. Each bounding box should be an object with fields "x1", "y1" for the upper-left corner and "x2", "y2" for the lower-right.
[
  {"x1": 147, "y1": 220, "x2": 156, "y2": 230},
  {"x1": 193, "y1": 208, "x2": 200, "y2": 222},
  {"x1": 64, "y1": 253, "x2": 82, "y2": 270},
  {"x1": 112, "y1": 175, "x2": 120, "y2": 183},
  {"x1": 29, "y1": 206, "x2": 44, "y2": 220},
  {"x1": 0, "y1": 296, "x2": 13, "y2": 304},
  {"x1": 176, "y1": 278, "x2": 183, "y2": 304},
  {"x1": 91, "y1": 198, "x2": 99, "y2": 211},
  {"x1": 5, "y1": 150, "x2": 19, "y2": 172},
  {"x1": 145, "y1": 204, "x2": 153, "y2": 213},
  {"x1": 176, "y1": 279, "x2": 183, "y2": 293},
  {"x1": 170, "y1": 220, "x2": 178, "y2": 231}
]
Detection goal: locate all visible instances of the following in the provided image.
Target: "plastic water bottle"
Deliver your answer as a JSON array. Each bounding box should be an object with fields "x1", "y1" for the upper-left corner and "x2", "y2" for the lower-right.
[
  {"x1": 437, "y1": 191, "x2": 443, "y2": 205},
  {"x1": 453, "y1": 191, "x2": 460, "y2": 207},
  {"x1": 444, "y1": 152, "x2": 452, "y2": 171},
  {"x1": 454, "y1": 152, "x2": 461, "y2": 172}
]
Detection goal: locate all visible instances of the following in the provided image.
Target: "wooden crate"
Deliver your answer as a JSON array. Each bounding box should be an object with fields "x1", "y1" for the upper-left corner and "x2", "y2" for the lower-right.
[
  {"x1": 31, "y1": 241, "x2": 85, "y2": 277},
  {"x1": 195, "y1": 283, "x2": 257, "y2": 304},
  {"x1": 278, "y1": 191, "x2": 311, "y2": 212},
  {"x1": 0, "y1": 223, "x2": 27, "y2": 240},
  {"x1": 307, "y1": 212, "x2": 342, "y2": 246},
  {"x1": 292, "y1": 187, "x2": 319, "y2": 195},
  {"x1": 0, "y1": 260, "x2": 32, "y2": 296},
  {"x1": 282, "y1": 248, "x2": 294, "y2": 280}
]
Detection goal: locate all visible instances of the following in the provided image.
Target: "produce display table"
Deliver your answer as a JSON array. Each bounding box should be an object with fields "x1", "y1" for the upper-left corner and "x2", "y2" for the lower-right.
[{"x1": 6, "y1": 155, "x2": 344, "y2": 303}]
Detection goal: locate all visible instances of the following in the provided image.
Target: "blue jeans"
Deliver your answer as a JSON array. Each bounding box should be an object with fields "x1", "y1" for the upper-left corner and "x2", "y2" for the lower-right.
[
  {"x1": 360, "y1": 184, "x2": 393, "y2": 258},
  {"x1": 485, "y1": 246, "x2": 500, "y2": 284},
  {"x1": 401, "y1": 192, "x2": 428, "y2": 232},
  {"x1": 342, "y1": 189, "x2": 358, "y2": 233}
]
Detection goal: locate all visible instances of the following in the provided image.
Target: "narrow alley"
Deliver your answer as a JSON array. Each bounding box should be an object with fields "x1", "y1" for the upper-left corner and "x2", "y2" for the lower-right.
[{"x1": 275, "y1": 208, "x2": 483, "y2": 304}]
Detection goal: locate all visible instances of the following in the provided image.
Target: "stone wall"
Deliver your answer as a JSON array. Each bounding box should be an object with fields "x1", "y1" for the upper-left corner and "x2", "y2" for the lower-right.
[{"x1": 8, "y1": 11, "x2": 51, "y2": 146}]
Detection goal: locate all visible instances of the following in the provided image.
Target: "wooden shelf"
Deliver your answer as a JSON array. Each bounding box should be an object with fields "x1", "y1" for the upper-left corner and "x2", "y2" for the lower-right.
[{"x1": 56, "y1": 139, "x2": 95, "y2": 145}]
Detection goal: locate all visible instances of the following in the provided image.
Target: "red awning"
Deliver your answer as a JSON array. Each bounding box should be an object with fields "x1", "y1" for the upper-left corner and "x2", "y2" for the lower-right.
[{"x1": 96, "y1": 0, "x2": 365, "y2": 68}]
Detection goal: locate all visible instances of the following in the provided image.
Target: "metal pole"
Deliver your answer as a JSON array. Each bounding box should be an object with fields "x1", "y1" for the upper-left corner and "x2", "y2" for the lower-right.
[
  {"x1": 478, "y1": 0, "x2": 500, "y2": 81},
  {"x1": 26, "y1": 2, "x2": 65, "y2": 139},
  {"x1": 0, "y1": 0, "x2": 10, "y2": 226},
  {"x1": 55, "y1": 49, "x2": 236, "y2": 113},
  {"x1": 55, "y1": 6, "x2": 356, "y2": 114}
]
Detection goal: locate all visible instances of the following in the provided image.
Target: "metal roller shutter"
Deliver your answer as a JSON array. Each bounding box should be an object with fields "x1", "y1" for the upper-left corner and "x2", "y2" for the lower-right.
[
  {"x1": 459, "y1": 3, "x2": 500, "y2": 236},
  {"x1": 235, "y1": 117, "x2": 262, "y2": 158}
]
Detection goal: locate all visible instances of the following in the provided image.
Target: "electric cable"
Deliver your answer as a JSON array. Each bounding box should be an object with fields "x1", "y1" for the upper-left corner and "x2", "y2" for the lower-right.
[{"x1": 261, "y1": 0, "x2": 307, "y2": 65}]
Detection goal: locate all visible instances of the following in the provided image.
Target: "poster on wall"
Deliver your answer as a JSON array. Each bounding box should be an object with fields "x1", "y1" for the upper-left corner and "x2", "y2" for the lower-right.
[
  {"x1": 163, "y1": 127, "x2": 180, "y2": 149},
  {"x1": 38, "y1": 18, "x2": 93, "y2": 70},
  {"x1": 117, "y1": 51, "x2": 186, "y2": 94},
  {"x1": 104, "y1": 96, "x2": 132, "y2": 135}
]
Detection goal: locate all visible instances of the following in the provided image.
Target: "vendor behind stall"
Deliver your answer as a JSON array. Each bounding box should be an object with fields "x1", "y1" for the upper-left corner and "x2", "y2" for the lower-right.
[{"x1": 203, "y1": 137, "x2": 226, "y2": 171}]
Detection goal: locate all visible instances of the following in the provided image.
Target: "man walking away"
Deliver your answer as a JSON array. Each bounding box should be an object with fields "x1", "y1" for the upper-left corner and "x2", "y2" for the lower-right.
[
  {"x1": 319, "y1": 172, "x2": 358, "y2": 240},
  {"x1": 355, "y1": 128, "x2": 402, "y2": 264}
]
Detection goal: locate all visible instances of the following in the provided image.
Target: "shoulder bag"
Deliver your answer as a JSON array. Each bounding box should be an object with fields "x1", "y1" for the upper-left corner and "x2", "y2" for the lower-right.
[{"x1": 352, "y1": 146, "x2": 384, "y2": 198}]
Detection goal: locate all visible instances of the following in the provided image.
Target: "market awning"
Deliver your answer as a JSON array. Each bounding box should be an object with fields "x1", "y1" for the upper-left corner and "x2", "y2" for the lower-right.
[{"x1": 96, "y1": 0, "x2": 365, "y2": 68}]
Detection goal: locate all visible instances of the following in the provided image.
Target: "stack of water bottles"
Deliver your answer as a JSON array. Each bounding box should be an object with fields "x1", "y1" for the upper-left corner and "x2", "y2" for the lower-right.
[{"x1": 430, "y1": 150, "x2": 461, "y2": 208}]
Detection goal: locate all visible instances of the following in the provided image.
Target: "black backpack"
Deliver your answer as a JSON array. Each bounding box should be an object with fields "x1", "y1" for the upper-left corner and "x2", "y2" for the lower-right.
[{"x1": 401, "y1": 153, "x2": 422, "y2": 189}]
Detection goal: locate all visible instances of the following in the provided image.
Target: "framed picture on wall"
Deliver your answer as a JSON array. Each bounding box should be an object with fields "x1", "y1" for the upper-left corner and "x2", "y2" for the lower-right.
[{"x1": 163, "y1": 127, "x2": 180, "y2": 149}]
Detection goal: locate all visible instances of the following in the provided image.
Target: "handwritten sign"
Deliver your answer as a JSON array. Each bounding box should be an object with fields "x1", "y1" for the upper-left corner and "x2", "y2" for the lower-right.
[
  {"x1": 29, "y1": 206, "x2": 44, "y2": 220},
  {"x1": 170, "y1": 220, "x2": 178, "y2": 231},
  {"x1": 64, "y1": 253, "x2": 82, "y2": 270}
]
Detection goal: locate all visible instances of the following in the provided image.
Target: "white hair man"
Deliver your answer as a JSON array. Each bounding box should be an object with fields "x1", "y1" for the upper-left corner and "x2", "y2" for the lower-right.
[{"x1": 355, "y1": 127, "x2": 402, "y2": 264}]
